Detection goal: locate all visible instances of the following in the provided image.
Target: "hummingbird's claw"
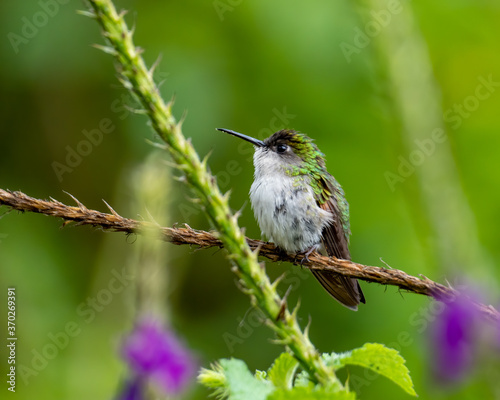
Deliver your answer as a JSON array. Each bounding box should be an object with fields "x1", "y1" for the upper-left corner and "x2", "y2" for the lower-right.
[
  {"x1": 298, "y1": 245, "x2": 318, "y2": 266},
  {"x1": 299, "y1": 254, "x2": 310, "y2": 267}
]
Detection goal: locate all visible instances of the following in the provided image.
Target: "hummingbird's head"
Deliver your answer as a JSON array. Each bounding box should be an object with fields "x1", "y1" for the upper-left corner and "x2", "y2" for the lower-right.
[{"x1": 217, "y1": 128, "x2": 326, "y2": 177}]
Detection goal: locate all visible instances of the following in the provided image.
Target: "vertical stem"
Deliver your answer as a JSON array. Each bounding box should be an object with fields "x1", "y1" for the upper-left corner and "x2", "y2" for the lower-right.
[{"x1": 82, "y1": 0, "x2": 341, "y2": 388}]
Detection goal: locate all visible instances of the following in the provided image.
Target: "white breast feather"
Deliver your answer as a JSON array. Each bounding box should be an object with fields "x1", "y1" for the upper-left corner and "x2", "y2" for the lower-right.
[{"x1": 249, "y1": 147, "x2": 332, "y2": 252}]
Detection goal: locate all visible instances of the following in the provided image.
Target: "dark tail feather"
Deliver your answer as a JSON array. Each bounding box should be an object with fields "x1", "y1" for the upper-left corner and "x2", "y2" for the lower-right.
[{"x1": 311, "y1": 269, "x2": 365, "y2": 311}]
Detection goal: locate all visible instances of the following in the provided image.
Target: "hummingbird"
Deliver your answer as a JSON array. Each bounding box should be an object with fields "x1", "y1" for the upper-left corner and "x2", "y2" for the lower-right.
[{"x1": 217, "y1": 128, "x2": 365, "y2": 310}]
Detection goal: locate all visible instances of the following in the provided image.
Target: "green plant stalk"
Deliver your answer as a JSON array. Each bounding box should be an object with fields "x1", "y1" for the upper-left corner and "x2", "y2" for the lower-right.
[
  {"x1": 129, "y1": 151, "x2": 171, "y2": 319},
  {"x1": 82, "y1": 0, "x2": 340, "y2": 388}
]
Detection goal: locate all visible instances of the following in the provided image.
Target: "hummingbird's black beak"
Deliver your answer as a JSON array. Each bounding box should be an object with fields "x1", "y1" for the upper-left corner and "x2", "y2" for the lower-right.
[{"x1": 217, "y1": 128, "x2": 266, "y2": 147}]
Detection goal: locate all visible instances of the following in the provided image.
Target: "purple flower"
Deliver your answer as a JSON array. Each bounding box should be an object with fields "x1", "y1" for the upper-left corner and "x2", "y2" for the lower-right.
[
  {"x1": 431, "y1": 294, "x2": 478, "y2": 384},
  {"x1": 121, "y1": 317, "x2": 197, "y2": 396},
  {"x1": 117, "y1": 377, "x2": 145, "y2": 400}
]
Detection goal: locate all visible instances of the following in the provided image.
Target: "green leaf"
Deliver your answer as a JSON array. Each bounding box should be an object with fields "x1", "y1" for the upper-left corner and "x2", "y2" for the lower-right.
[
  {"x1": 267, "y1": 352, "x2": 299, "y2": 389},
  {"x1": 255, "y1": 369, "x2": 268, "y2": 381},
  {"x1": 220, "y1": 358, "x2": 274, "y2": 400},
  {"x1": 293, "y1": 370, "x2": 314, "y2": 388},
  {"x1": 326, "y1": 343, "x2": 416, "y2": 396},
  {"x1": 268, "y1": 386, "x2": 356, "y2": 400}
]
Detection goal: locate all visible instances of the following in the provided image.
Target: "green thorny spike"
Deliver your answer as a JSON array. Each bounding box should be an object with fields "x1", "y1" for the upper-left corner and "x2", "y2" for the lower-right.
[{"x1": 279, "y1": 130, "x2": 351, "y2": 239}]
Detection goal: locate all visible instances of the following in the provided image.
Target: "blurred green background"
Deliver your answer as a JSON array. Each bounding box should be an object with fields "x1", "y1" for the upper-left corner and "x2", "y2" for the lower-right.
[{"x1": 1, "y1": 0, "x2": 500, "y2": 399}]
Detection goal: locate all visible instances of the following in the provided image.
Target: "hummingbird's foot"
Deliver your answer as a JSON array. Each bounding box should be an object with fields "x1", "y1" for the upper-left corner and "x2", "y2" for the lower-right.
[{"x1": 298, "y1": 245, "x2": 319, "y2": 266}]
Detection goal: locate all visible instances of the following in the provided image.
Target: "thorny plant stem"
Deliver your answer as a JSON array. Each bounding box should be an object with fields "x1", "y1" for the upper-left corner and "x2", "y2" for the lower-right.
[
  {"x1": 1, "y1": 188, "x2": 498, "y2": 323},
  {"x1": 80, "y1": 0, "x2": 340, "y2": 387}
]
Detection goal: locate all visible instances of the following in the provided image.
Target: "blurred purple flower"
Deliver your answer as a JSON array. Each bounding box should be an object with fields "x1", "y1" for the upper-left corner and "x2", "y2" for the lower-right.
[
  {"x1": 121, "y1": 317, "x2": 197, "y2": 396},
  {"x1": 497, "y1": 313, "x2": 500, "y2": 349},
  {"x1": 117, "y1": 377, "x2": 145, "y2": 400},
  {"x1": 431, "y1": 294, "x2": 478, "y2": 384}
]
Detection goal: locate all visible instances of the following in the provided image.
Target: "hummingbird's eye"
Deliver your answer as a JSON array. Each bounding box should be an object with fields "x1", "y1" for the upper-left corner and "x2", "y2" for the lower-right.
[{"x1": 276, "y1": 144, "x2": 288, "y2": 154}]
